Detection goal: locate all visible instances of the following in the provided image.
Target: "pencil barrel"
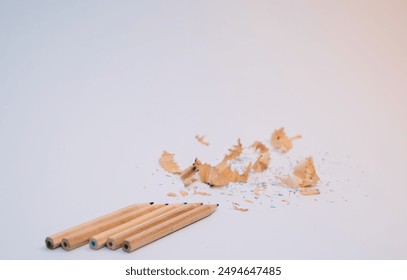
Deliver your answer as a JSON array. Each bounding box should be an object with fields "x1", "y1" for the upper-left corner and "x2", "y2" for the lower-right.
[
  {"x1": 61, "y1": 203, "x2": 161, "y2": 251},
  {"x1": 106, "y1": 203, "x2": 203, "y2": 250},
  {"x1": 123, "y1": 204, "x2": 217, "y2": 253},
  {"x1": 45, "y1": 202, "x2": 153, "y2": 249},
  {"x1": 89, "y1": 203, "x2": 174, "y2": 250},
  {"x1": 89, "y1": 204, "x2": 168, "y2": 250}
]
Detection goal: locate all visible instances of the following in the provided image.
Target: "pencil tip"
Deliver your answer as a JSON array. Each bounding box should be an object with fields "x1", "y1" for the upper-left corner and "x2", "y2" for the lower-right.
[
  {"x1": 165, "y1": 203, "x2": 169, "y2": 205},
  {"x1": 217, "y1": 203, "x2": 219, "y2": 206},
  {"x1": 183, "y1": 202, "x2": 188, "y2": 204},
  {"x1": 149, "y1": 202, "x2": 154, "y2": 205}
]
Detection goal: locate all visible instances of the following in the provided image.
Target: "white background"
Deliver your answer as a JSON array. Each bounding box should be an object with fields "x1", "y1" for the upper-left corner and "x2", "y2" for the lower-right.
[{"x1": 0, "y1": 0, "x2": 406, "y2": 259}]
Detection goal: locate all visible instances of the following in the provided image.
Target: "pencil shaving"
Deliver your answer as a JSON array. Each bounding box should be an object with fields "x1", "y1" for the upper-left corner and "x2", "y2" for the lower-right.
[
  {"x1": 280, "y1": 157, "x2": 319, "y2": 188},
  {"x1": 271, "y1": 128, "x2": 301, "y2": 153},
  {"x1": 159, "y1": 151, "x2": 181, "y2": 174},
  {"x1": 223, "y1": 138, "x2": 243, "y2": 161},
  {"x1": 180, "y1": 158, "x2": 201, "y2": 186},
  {"x1": 167, "y1": 192, "x2": 177, "y2": 197},
  {"x1": 232, "y1": 202, "x2": 248, "y2": 212},
  {"x1": 195, "y1": 135, "x2": 209, "y2": 146},
  {"x1": 250, "y1": 141, "x2": 270, "y2": 173},
  {"x1": 198, "y1": 161, "x2": 251, "y2": 187}
]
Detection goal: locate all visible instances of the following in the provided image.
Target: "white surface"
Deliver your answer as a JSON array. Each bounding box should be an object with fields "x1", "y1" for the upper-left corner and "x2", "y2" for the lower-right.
[{"x1": 0, "y1": 0, "x2": 406, "y2": 259}]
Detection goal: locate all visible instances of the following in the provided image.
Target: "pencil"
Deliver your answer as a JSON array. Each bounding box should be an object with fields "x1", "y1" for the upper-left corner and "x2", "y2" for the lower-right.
[
  {"x1": 106, "y1": 203, "x2": 203, "y2": 250},
  {"x1": 61, "y1": 202, "x2": 158, "y2": 251},
  {"x1": 122, "y1": 204, "x2": 218, "y2": 253},
  {"x1": 87, "y1": 203, "x2": 168, "y2": 249},
  {"x1": 45, "y1": 202, "x2": 153, "y2": 249}
]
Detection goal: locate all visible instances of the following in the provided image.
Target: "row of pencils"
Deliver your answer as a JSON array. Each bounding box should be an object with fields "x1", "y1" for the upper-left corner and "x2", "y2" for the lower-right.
[{"x1": 45, "y1": 202, "x2": 217, "y2": 253}]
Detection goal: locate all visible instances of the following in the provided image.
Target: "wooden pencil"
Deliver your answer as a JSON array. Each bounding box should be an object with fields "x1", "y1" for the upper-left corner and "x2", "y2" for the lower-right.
[
  {"x1": 106, "y1": 203, "x2": 203, "y2": 250},
  {"x1": 60, "y1": 203, "x2": 160, "y2": 251},
  {"x1": 122, "y1": 204, "x2": 218, "y2": 253},
  {"x1": 88, "y1": 203, "x2": 168, "y2": 249},
  {"x1": 45, "y1": 202, "x2": 153, "y2": 249}
]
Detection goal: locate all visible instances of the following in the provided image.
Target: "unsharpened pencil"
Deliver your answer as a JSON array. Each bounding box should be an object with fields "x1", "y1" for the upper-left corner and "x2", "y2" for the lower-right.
[
  {"x1": 106, "y1": 203, "x2": 203, "y2": 250},
  {"x1": 122, "y1": 204, "x2": 218, "y2": 253},
  {"x1": 45, "y1": 202, "x2": 153, "y2": 249},
  {"x1": 61, "y1": 203, "x2": 158, "y2": 251}
]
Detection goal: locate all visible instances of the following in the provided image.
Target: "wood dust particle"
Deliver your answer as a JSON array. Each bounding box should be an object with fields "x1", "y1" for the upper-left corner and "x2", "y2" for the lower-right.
[
  {"x1": 299, "y1": 188, "x2": 320, "y2": 196},
  {"x1": 193, "y1": 191, "x2": 211, "y2": 197},
  {"x1": 232, "y1": 202, "x2": 249, "y2": 212},
  {"x1": 195, "y1": 135, "x2": 209, "y2": 146},
  {"x1": 179, "y1": 189, "x2": 189, "y2": 197}
]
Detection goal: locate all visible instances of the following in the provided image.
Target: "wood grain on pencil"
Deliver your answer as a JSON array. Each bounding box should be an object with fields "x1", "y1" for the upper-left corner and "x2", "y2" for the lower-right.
[
  {"x1": 106, "y1": 203, "x2": 203, "y2": 250},
  {"x1": 61, "y1": 203, "x2": 159, "y2": 251},
  {"x1": 122, "y1": 204, "x2": 218, "y2": 253},
  {"x1": 89, "y1": 203, "x2": 168, "y2": 249},
  {"x1": 45, "y1": 202, "x2": 153, "y2": 249}
]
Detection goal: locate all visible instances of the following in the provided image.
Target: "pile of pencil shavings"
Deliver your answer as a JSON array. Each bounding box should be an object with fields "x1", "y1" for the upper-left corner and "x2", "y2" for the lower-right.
[
  {"x1": 46, "y1": 202, "x2": 217, "y2": 253},
  {"x1": 160, "y1": 128, "x2": 321, "y2": 198}
]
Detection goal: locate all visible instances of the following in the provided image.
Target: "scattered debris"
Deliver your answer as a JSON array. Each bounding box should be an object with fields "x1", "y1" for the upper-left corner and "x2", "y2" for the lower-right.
[{"x1": 159, "y1": 129, "x2": 323, "y2": 209}]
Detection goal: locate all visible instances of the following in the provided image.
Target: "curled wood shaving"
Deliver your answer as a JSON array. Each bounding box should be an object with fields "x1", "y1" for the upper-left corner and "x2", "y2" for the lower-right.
[
  {"x1": 223, "y1": 138, "x2": 243, "y2": 161},
  {"x1": 245, "y1": 199, "x2": 255, "y2": 204},
  {"x1": 198, "y1": 163, "x2": 230, "y2": 187},
  {"x1": 250, "y1": 141, "x2": 268, "y2": 153},
  {"x1": 193, "y1": 190, "x2": 212, "y2": 196},
  {"x1": 167, "y1": 192, "x2": 177, "y2": 197},
  {"x1": 195, "y1": 135, "x2": 209, "y2": 146},
  {"x1": 198, "y1": 161, "x2": 251, "y2": 187},
  {"x1": 271, "y1": 128, "x2": 302, "y2": 153},
  {"x1": 179, "y1": 189, "x2": 189, "y2": 197},
  {"x1": 299, "y1": 188, "x2": 320, "y2": 196},
  {"x1": 280, "y1": 157, "x2": 320, "y2": 188},
  {"x1": 159, "y1": 151, "x2": 182, "y2": 174},
  {"x1": 232, "y1": 202, "x2": 248, "y2": 212},
  {"x1": 250, "y1": 141, "x2": 270, "y2": 173},
  {"x1": 180, "y1": 158, "x2": 201, "y2": 186}
]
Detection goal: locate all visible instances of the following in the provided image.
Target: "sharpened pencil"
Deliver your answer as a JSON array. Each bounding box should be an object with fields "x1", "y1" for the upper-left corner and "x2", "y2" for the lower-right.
[
  {"x1": 89, "y1": 203, "x2": 167, "y2": 249},
  {"x1": 106, "y1": 203, "x2": 203, "y2": 250},
  {"x1": 122, "y1": 204, "x2": 218, "y2": 253}
]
